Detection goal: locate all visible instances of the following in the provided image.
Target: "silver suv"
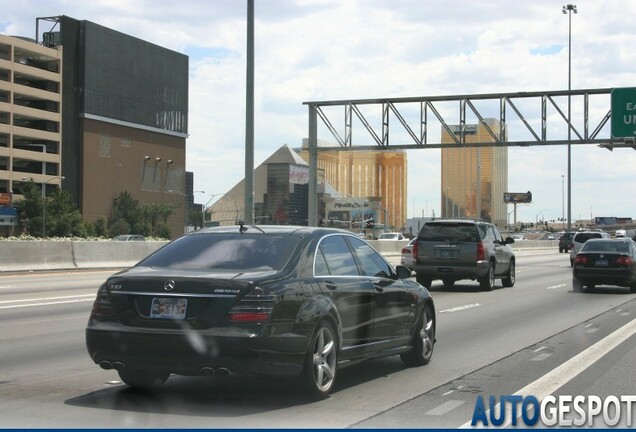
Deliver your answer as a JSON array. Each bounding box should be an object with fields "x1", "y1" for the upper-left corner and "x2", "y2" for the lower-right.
[
  {"x1": 569, "y1": 230, "x2": 610, "y2": 267},
  {"x1": 412, "y1": 219, "x2": 515, "y2": 291}
]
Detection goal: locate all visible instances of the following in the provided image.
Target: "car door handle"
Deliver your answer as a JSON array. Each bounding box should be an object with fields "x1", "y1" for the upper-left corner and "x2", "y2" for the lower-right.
[
  {"x1": 324, "y1": 281, "x2": 337, "y2": 290},
  {"x1": 373, "y1": 284, "x2": 384, "y2": 292}
]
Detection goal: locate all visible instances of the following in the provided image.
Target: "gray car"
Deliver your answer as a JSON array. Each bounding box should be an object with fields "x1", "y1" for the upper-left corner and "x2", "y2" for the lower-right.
[{"x1": 412, "y1": 219, "x2": 515, "y2": 291}]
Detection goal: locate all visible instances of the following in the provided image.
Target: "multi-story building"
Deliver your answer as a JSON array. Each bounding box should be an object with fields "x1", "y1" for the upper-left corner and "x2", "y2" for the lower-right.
[
  {"x1": 1, "y1": 16, "x2": 189, "y2": 238},
  {"x1": 298, "y1": 139, "x2": 408, "y2": 230},
  {"x1": 0, "y1": 34, "x2": 63, "y2": 234},
  {"x1": 441, "y1": 119, "x2": 508, "y2": 227}
]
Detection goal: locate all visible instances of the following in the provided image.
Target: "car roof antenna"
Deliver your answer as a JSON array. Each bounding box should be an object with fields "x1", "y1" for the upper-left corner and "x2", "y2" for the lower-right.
[{"x1": 238, "y1": 221, "x2": 247, "y2": 233}]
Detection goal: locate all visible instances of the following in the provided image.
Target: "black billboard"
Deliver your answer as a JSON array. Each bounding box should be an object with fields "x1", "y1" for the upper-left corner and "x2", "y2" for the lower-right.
[
  {"x1": 81, "y1": 21, "x2": 188, "y2": 134},
  {"x1": 503, "y1": 192, "x2": 532, "y2": 204}
]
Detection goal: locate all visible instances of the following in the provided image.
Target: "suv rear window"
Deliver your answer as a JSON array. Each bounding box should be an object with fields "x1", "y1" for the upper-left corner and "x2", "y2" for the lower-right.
[
  {"x1": 574, "y1": 233, "x2": 604, "y2": 243},
  {"x1": 419, "y1": 223, "x2": 482, "y2": 242}
]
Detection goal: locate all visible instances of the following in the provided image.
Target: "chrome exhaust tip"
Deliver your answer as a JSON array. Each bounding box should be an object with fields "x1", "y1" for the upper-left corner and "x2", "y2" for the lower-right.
[
  {"x1": 99, "y1": 360, "x2": 113, "y2": 370},
  {"x1": 216, "y1": 367, "x2": 231, "y2": 377},
  {"x1": 200, "y1": 367, "x2": 215, "y2": 376},
  {"x1": 112, "y1": 361, "x2": 125, "y2": 371}
]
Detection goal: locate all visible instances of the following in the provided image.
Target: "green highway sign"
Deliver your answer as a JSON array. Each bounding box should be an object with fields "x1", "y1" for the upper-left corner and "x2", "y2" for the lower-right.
[{"x1": 611, "y1": 87, "x2": 636, "y2": 139}]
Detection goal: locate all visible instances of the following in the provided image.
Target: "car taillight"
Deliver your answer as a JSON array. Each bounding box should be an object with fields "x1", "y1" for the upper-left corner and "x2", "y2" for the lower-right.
[
  {"x1": 476, "y1": 242, "x2": 485, "y2": 261},
  {"x1": 412, "y1": 240, "x2": 419, "y2": 263},
  {"x1": 616, "y1": 256, "x2": 633, "y2": 266},
  {"x1": 401, "y1": 247, "x2": 411, "y2": 255},
  {"x1": 574, "y1": 255, "x2": 590, "y2": 265},
  {"x1": 89, "y1": 283, "x2": 114, "y2": 319},
  {"x1": 228, "y1": 286, "x2": 277, "y2": 323},
  {"x1": 569, "y1": 243, "x2": 575, "y2": 249}
]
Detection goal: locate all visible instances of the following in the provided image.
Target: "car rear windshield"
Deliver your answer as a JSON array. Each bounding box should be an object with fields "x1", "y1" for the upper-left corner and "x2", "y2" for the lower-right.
[
  {"x1": 419, "y1": 223, "x2": 483, "y2": 242},
  {"x1": 581, "y1": 241, "x2": 630, "y2": 253},
  {"x1": 138, "y1": 233, "x2": 300, "y2": 271}
]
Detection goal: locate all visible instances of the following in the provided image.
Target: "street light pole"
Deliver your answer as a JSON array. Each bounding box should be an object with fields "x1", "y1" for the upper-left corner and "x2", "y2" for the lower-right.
[
  {"x1": 561, "y1": 174, "x2": 565, "y2": 229},
  {"x1": 563, "y1": 3, "x2": 577, "y2": 234},
  {"x1": 202, "y1": 193, "x2": 224, "y2": 226}
]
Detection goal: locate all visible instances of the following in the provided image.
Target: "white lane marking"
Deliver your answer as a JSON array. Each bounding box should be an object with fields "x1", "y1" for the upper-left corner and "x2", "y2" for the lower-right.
[
  {"x1": 547, "y1": 283, "x2": 566, "y2": 290},
  {"x1": 530, "y1": 353, "x2": 552, "y2": 361},
  {"x1": 460, "y1": 318, "x2": 636, "y2": 428},
  {"x1": 442, "y1": 390, "x2": 454, "y2": 396},
  {"x1": 533, "y1": 346, "x2": 547, "y2": 353},
  {"x1": 440, "y1": 303, "x2": 481, "y2": 313},
  {"x1": 0, "y1": 294, "x2": 95, "y2": 310},
  {"x1": 426, "y1": 400, "x2": 465, "y2": 416}
]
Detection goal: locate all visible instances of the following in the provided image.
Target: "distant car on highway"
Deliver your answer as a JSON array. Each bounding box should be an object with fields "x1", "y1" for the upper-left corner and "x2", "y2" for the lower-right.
[
  {"x1": 112, "y1": 234, "x2": 146, "y2": 241},
  {"x1": 572, "y1": 238, "x2": 636, "y2": 293},
  {"x1": 400, "y1": 237, "x2": 417, "y2": 270},
  {"x1": 412, "y1": 219, "x2": 515, "y2": 291},
  {"x1": 378, "y1": 232, "x2": 405, "y2": 241},
  {"x1": 558, "y1": 232, "x2": 575, "y2": 253}
]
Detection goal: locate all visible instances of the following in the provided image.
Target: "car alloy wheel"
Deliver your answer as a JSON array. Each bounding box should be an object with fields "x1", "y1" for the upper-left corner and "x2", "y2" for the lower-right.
[
  {"x1": 401, "y1": 303, "x2": 435, "y2": 367},
  {"x1": 302, "y1": 320, "x2": 337, "y2": 398}
]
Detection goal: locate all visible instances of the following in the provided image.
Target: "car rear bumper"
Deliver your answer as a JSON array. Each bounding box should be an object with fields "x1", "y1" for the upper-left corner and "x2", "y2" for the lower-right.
[
  {"x1": 86, "y1": 327, "x2": 308, "y2": 378},
  {"x1": 573, "y1": 269, "x2": 635, "y2": 287},
  {"x1": 413, "y1": 260, "x2": 490, "y2": 280}
]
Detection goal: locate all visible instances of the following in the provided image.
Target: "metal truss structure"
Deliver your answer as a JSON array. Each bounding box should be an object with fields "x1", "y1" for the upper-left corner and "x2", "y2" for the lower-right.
[{"x1": 303, "y1": 88, "x2": 634, "y2": 225}]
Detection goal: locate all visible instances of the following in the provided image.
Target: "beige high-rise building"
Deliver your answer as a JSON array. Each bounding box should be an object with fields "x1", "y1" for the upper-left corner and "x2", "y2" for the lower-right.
[
  {"x1": 299, "y1": 140, "x2": 407, "y2": 230},
  {"x1": 441, "y1": 119, "x2": 507, "y2": 227}
]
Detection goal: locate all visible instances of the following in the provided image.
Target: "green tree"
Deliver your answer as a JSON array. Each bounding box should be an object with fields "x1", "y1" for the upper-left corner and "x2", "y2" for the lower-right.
[
  {"x1": 15, "y1": 181, "x2": 43, "y2": 237},
  {"x1": 45, "y1": 189, "x2": 86, "y2": 237},
  {"x1": 111, "y1": 191, "x2": 142, "y2": 233},
  {"x1": 94, "y1": 217, "x2": 109, "y2": 237}
]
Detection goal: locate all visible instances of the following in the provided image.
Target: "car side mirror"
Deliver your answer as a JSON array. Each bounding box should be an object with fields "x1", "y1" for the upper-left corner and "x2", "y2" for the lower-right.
[
  {"x1": 395, "y1": 265, "x2": 412, "y2": 279},
  {"x1": 505, "y1": 237, "x2": 515, "y2": 244}
]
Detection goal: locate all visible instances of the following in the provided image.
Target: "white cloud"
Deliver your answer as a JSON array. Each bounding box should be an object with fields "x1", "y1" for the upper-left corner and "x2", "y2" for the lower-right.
[{"x1": 3, "y1": 0, "x2": 636, "y2": 224}]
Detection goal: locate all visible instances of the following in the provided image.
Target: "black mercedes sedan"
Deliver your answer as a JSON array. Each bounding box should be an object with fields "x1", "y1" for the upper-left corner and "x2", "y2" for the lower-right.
[
  {"x1": 86, "y1": 224, "x2": 436, "y2": 398},
  {"x1": 572, "y1": 238, "x2": 636, "y2": 293}
]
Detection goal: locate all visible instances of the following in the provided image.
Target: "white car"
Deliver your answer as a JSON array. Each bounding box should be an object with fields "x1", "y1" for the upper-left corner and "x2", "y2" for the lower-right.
[
  {"x1": 378, "y1": 232, "x2": 405, "y2": 241},
  {"x1": 400, "y1": 238, "x2": 417, "y2": 269}
]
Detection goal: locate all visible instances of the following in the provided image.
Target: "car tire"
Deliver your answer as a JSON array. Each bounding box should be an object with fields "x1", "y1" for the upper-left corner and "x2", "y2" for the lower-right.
[
  {"x1": 300, "y1": 320, "x2": 338, "y2": 399},
  {"x1": 570, "y1": 259, "x2": 574, "y2": 268},
  {"x1": 442, "y1": 279, "x2": 455, "y2": 289},
  {"x1": 416, "y1": 274, "x2": 432, "y2": 289},
  {"x1": 479, "y1": 262, "x2": 495, "y2": 291},
  {"x1": 630, "y1": 283, "x2": 636, "y2": 294},
  {"x1": 118, "y1": 368, "x2": 170, "y2": 390},
  {"x1": 572, "y1": 279, "x2": 583, "y2": 293},
  {"x1": 502, "y1": 259, "x2": 515, "y2": 288},
  {"x1": 400, "y1": 302, "x2": 435, "y2": 367}
]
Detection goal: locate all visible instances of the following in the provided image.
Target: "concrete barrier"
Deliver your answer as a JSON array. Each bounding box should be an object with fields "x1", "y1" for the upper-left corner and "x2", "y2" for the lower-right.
[
  {"x1": 0, "y1": 240, "x2": 168, "y2": 273},
  {"x1": 0, "y1": 238, "x2": 558, "y2": 273}
]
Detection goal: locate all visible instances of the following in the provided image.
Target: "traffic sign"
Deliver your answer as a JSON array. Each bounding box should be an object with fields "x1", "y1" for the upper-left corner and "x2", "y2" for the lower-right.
[{"x1": 611, "y1": 87, "x2": 636, "y2": 138}]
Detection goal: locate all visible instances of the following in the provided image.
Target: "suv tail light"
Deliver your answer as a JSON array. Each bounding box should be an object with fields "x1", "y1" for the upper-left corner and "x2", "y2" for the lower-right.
[
  {"x1": 401, "y1": 247, "x2": 411, "y2": 255},
  {"x1": 412, "y1": 240, "x2": 419, "y2": 263},
  {"x1": 476, "y1": 241, "x2": 486, "y2": 261}
]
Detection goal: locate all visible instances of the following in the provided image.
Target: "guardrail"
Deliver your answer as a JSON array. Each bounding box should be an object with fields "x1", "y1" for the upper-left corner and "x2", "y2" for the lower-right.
[{"x1": 0, "y1": 239, "x2": 558, "y2": 273}]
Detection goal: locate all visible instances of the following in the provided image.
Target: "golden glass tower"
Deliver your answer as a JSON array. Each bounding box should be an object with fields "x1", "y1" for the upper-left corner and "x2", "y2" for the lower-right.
[{"x1": 441, "y1": 119, "x2": 508, "y2": 227}]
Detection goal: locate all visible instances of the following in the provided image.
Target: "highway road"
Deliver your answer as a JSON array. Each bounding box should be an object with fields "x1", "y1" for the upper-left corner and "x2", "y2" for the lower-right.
[{"x1": 1, "y1": 249, "x2": 635, "y2": 428}]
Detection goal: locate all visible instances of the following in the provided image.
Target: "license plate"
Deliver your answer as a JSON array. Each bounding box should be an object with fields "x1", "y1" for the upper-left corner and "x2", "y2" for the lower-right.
[
  {"x1": 440, "y1": 249, "x2": 456, "y2": 258},
  {"x1": 150, "y1": 297, "x2": 187, "y2": 319},
  {"x1": 595, "y1": 260, "x2": 608, "y2": 267}
]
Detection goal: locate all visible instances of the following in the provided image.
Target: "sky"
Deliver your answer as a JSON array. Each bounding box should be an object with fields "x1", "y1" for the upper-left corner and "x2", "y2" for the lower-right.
[{"x1": 3, "y1": 0, "x2": 636, "y2": 225}]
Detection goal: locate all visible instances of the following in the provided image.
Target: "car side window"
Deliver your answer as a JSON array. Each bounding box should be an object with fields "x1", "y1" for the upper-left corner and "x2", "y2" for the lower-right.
[
  {"x1": 492, "y1": 226, "x2": 504, "y2": 243},
  {"x1": 316, "y1": 235, "x2": 360, "y2": 276},
  {"x1": 482, "y1": 225, "x2": 495, "y2": 243},
  {"x1": 346, "y1": 236, "x2": 393, "y2": 278}
]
